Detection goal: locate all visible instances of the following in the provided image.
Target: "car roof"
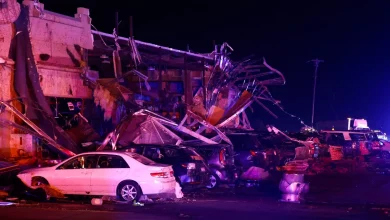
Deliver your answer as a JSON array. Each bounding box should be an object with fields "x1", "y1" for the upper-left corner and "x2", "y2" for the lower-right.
[
  {"x1": 77, "y1": 151, "x2": 137, "y2": 157},
  {"x1": 188, "y1": 144, "x2": 231, "y2": 149},
  {"x1": 320, "y1": 130, "x2": 370, "y2": 134},
  {"x1": 125, "y1": 144, "x2": 188, "y2": 150}
]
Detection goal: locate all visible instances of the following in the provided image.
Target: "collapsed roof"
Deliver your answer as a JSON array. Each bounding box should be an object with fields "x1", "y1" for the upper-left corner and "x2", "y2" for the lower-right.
[{"x1": 0, "y1": 2, "x2": 287, "y2": 156}]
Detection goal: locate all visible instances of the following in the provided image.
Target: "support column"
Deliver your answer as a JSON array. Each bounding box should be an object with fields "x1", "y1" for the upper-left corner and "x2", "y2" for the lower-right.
[
  {"x1": 201, "y1": 58, "x2": 207, "y2": 106},
  {"x1": 0, "y1": 58, "x2": 14, "y2": 157},
  {"x1": 183, "y1": 55, "x2": 193, "y2": 106},
  {"x1": 0, "y1": 23, "x2": 14, "y2": 157}
]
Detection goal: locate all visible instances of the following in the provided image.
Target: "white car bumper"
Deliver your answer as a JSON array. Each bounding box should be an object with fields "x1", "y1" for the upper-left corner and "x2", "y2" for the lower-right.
[{"x1": 139, "y1": 179, "x2": 176, "y2": 198}]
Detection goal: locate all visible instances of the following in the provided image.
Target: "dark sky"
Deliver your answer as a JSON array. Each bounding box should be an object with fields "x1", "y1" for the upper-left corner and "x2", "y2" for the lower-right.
[{"x1": 41, "y1": 0, "x2": 390, "y2": 132}]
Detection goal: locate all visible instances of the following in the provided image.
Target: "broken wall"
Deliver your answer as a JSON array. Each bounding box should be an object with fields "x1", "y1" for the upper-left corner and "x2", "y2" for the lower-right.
[
  {"x1": 1, "y1": 1, "x2": 96, "y2": 157},
  {"x1": 0, "y1": 59, "x2": 13, "y2": 157},
  {"x1": 23, "y1": 0, "x2": 94, "y2": 99},
  {"x1": 0, "y1": 23, "x2": 14, "y2": 157}
]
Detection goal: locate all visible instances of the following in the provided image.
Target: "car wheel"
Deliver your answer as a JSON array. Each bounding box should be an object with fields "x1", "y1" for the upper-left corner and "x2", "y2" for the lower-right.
[
  {"x1": 206, "y1": 174, "x2": 219, "y2": 189},
  {"x1": 31, "y1": 177, "x2": 49, "y2": 201},
  {"x1": 117, "y1": 181, "x2": 141, "y2": 202},
  {"x1": 32, "y1": 177, "x2": 49, "y2": 187}
]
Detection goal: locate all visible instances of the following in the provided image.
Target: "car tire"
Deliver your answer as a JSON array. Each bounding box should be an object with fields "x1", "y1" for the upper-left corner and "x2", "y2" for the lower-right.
[
  {"x1": 206, "y1": 174, "x2": 219, "y2": 189},
  {"x1": 31, "y1": 177, "x2": 49, "y2": 201},
  {"x1": 31, "y1": 177, "x2": 49, "y2": 187},
  {"x1": 117, "y1": 181, "x2": 142, "y2": 202}
]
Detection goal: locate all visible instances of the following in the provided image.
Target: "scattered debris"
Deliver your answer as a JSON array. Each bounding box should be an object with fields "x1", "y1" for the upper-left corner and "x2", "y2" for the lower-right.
[
  {"x1": 38, "y1": 185, "x2": 65, "y2": 199},
  {"x1": 178, "y1": 213, "x2": 191, "y2": 218},
  {"x1": 176, "y1": 182, "x2": 184, "y2": 199},
  {"x1": 91, "y1": 198, "x2": 103, "y2": 206},
  {"x1": 241, "y1": 167, "x2": 270, "y2": 180},
  {"x1": 0, "y1": 190, "x2": 9, "y2": 199},
  {"x1": 279, "y1": 173, "x2": 309, "y2": 203},
  {"x1": 133, "y1": 200, "x2": 145, "y2": 206},
  {"x1": 0, "y1": 201, "x2": 14, "y2": 206}
]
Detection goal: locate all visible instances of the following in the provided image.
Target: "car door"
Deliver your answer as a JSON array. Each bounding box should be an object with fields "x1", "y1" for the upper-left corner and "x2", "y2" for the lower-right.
[
  {"x1": 50, "y1": 154, "x2": 97, "y2": 194},
  {"x1": 90, "y1": 154, "x2": 130, "y2": 196}
]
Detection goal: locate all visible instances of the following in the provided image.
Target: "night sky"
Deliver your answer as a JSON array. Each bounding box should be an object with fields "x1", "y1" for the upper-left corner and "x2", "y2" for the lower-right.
[{"x1": 41, "y1": 0, "x2": 390, "y2": 132}]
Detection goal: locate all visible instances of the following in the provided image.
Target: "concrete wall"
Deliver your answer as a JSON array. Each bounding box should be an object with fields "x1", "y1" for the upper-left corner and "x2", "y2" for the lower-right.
[
  {"x1": 0, "y1": 1, "x2": 96, "y2": 157},
  {"x1": 0, "y1": 22, "x2": 14, "y2": 157},
  {"x1": 0, "y1": 58, "x2": 14, "y2": 157},
  {"x1": 23, "y1": 0, "x2": 94, "y2": 99}
]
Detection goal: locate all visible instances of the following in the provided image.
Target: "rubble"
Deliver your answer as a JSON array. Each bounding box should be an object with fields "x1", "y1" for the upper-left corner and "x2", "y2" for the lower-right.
[
  {"x1": 241, "y1": 167, "x2": 270, "y2": 180},
  {"x1": 0, "y1": 190, "x2": 9, "y2": 199},
  {"x1": 37, "y1": 185, "x2": 65, "y2": 199},
  {"x1": 5, "y1": 0, "x2": 383, "y2": 208},
  {"x1": 91, "y1": 198, "x2": 103, "y2": 206},
  {"x1": 0, "y1": 202, "x2": 14, "y2": 206}
]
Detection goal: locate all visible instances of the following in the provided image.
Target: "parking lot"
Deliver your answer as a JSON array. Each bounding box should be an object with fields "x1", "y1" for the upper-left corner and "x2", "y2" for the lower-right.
[
  {"x1": 2, "y1": 169, "x2": 390, "y2": 220},
  {"x1": 1, "y1": 187, "x2": 388, "y2": 220}
]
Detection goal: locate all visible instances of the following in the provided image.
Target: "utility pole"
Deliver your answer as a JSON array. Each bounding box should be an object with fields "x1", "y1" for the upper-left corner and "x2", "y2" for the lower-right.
[{"x1": 307, "y1": 58, "x2": 324, "y2": 128}]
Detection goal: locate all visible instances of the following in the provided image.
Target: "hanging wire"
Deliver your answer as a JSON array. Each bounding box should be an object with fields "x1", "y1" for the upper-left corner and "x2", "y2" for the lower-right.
[
  {"x1": 91, "y1": 24, "x2": 113, "y2": 49},
  {"x1": 113, "y1": 28, "x2": 121, "y2": 51},
  {"x1": 139, "y1": 76, "x2": 142, "y2": 97}
]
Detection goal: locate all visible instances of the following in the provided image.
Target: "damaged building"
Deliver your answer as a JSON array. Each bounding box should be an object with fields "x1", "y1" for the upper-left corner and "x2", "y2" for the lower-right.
[{"x1": 0, "y1": 0, "x2": 285, "y2": 161}]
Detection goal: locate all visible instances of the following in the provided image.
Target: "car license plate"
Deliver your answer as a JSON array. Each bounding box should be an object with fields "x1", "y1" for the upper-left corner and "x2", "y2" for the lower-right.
[{"x1": 201, "y1": 167, "x2": 206, "y2": 172}]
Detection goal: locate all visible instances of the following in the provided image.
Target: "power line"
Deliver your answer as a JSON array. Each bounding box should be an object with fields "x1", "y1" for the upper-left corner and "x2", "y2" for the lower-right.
[{"x1": 307, "y1": 58, "x2": 324, "y2": 127}]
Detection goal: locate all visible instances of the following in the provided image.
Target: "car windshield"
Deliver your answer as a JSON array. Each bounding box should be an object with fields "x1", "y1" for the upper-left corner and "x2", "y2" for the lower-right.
[
  {"x1": 366, "y1": 133, "x2": 380, "y2": 141},
  {"x1": 164, "y1": 148, "x2": 198, "y2": 159},
  {"x1": 127, "y1": 153, "x2": 157, "y2": 165}
]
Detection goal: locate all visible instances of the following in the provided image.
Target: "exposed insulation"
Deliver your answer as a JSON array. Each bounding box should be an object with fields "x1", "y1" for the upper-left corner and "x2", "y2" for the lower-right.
[{"x1": 93, "y1": 85, "x2": 116, "y2": 121}]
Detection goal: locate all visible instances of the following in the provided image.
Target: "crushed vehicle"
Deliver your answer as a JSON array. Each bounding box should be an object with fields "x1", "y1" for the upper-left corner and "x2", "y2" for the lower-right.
[
  {"x1": 188, "y1": 144, "x2": 238, "y2": 188},
  {"x1": 373, "y1": 130, "x2": 387, "y2": 141},
  {"x1": 320, "y1": 130, "x2": 377, "y2": 159},
  {"x1": 229, "y1": 131, "x2": 301, "y2": 172},
  {"x1": 378, "y1": 140, "x2": 390, "y2": 159},
  {"x1": 0, "y1": 2, "x2": 289, "y2": 197},
  {"x1": 17, "y1": 151, "x2": 176, "y2": 202},
  {"x1": 117, "y1": 144, "x2": 211, "y2": 190}
]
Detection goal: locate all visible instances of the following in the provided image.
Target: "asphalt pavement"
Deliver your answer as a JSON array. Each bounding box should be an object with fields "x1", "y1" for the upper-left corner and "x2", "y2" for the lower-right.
[
  {"x1": 0, "y1": 191, "x2": 388, "y2": 220},
  {"x1": 2, "y1": 158, "x2": 390, "y2": 219}
]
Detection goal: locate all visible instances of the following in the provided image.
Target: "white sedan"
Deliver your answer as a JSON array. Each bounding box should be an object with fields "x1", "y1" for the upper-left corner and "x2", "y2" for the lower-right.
[{"x1": 17, "y1": 151, "x2": 176, "y2": 202}]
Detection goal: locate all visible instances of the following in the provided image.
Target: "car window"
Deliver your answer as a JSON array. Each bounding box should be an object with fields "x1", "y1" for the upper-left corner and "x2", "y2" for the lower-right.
[
  {"x1": 57, "y1": 155, "x2": 98, "y2": 170},
  {"x1": 366, "y1": 133, "x2": 379, "y2": 141},
  {"x1": 349, "y1": 133, "x2": 367, "y2": 141},
  {"x1": 126, "y1": 153, "x2": 156, "y2": 165},
  {"x1": 143, "y1": 147, "x2": 160, "y2": 160},
  {"x1": 196, "y1": 149, "x2": 215, "y2": 160},
  {"x1": 122, "y1": 146, "x2": 143, "y2": 154},
  {"x1": 97, "y1": 155, "x2": 129, "y2": 168},
  {"x1": 324, "y1": 133, "x2": 345, "y2": 145}
]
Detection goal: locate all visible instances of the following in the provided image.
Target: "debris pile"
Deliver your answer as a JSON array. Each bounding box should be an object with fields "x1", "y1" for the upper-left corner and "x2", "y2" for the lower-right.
[{"x1": 93, "y1": 85, "x2": 116, "y2": 121}]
